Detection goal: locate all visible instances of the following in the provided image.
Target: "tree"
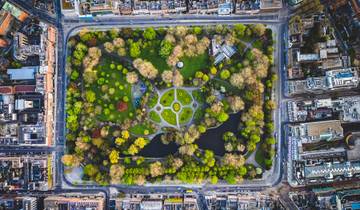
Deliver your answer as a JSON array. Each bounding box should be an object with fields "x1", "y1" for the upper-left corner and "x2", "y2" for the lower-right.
[
  {"x1": 143, "y1": 27, "x2": 156, "y2": 40},
  {"x1": 115, "y1": 137, "x2": 126, "y2": 146},
  {"x1": 128, "y1": 144, "x2": 139, "y2": 155},
  {"x1": 133, "y1": 58, "x2": 159, "y2": 79},
  {"x1": 61, "y1": 154, "x2": 81, "y2": 167},
  {"x1": 222, "y1": 153, "x2": 245, "y2": 168},
  {"x1": 179, "y1": 144, "x2": 198, "y2": 156},
  {"x1": 233, "y1": 24, "x2": 247, "y2": 37},
  {"x1": 161, "y1": 70, "x2": 173, "y2": 83},
  {"x1": 220, "y1": 69, "x2": 231, "y2": 80},
  {"x1": 104, "y1": 42, "x2": 115, "y2": 53},
  {"x1": 217, "y1": 112, "x2": 229, "y2": 122},
  {"x1": 126, "y1": 72, "x2": 139, "y2": 84},
  {"x1": 109, "y1": 150, "x2": 120, "y2": 164},
  {"x1": 227, "y1": 96, "x2": 245, "y2": 112},
  {"x1": 210, "y1": 176, "x2": 218, "y2": 184},
  {"x1": 172, "y1": 70, "x2": 183, "y2": 87},
  {"x1": 109, "y1": 28, "x2": 119, "y2": 39},
  {"x1": 149, "y1": 161, "x2": 164, "y2": 177},
  {"x1": 109, "y1": 164, "x2": 125, "y2": 184},
  {"x1": 230, "y1": 73, "x2": 244, "y2": 89},
  {"x1": 85, "y1": 90, "x2": 96, "y2": 103},
  {"x1": 129, "y1": 42, "x2": 141, "y2": 58},
  {"x1": 121, "y1": 130, "x2": 130, "y2": 139},
  {"x1": 159, "y1": 41, "x2": 174, "y2": 58},
  {"x1": 252, "y1": 24, "x2": 266, "y2": 37},
  {"x1": 134, "y1": 137, "x2": 148, "y2": 149},
  {"x1": 83, "y1": 164, "x2": 99, "y2": 177}
]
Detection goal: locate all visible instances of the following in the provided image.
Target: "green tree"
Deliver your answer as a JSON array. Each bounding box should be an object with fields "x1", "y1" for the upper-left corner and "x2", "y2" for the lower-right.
[
  {"x1": 143, "y1": 27, "x2": 156, "y2": 40},
  {"x1": 159, "y1": 40, "x2": 174, "y2": 58},
  {"x1": 83, "y1": 164, "x2": 99, "y2": 177},
  {"x1": 85, "y1": 90, "x2": 96, "y2": 103},
  {"x1": 129, "y1": 42, "x2": 141, "y2": 58},
  {"x1": 233, "y1": 24, "x2": 247, "y2": 37},
  {"x1": 220, "y1": 69, "x2": 231, "y2": 80}
]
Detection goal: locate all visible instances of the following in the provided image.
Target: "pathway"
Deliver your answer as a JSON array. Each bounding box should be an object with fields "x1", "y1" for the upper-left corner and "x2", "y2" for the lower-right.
[{"x1": 148, "y1": 87, "x2": 200, "y2": 129}]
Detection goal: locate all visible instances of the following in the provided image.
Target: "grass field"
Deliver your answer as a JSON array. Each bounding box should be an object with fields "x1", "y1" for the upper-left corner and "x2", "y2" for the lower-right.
[
  {"x1": 177, "y1": 89, "x2": 192, "y2": 105},
  {"x1": 161, "y1": 108, "x2": 177, "y2": 126},
  {"x1": 179, "y1": 107, "x2": 193, "y2": 124},
  {"x1": 160, "y1": 89, "x2": 175, "y2": 106},
  {"x1": 140, "y1": 41, "x2": 169, "y2": 73},
  {"x1": 129, "y1": 123, "x2": 155, "y2": 136},
  {"x1": 180, "y1": 53, "x2": 210, "y2": 79},
  {"x1": 91, "y1": 58, "x2": 135, "y2": 123},
  {"x1": 149, "y1": 110, "x2": 161, "y2": 123}
]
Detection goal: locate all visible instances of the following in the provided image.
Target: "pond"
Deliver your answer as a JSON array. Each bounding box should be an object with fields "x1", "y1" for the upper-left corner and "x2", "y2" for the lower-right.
[{"x1": 139, "y1": 112, "x2": 241, "y2": 157}]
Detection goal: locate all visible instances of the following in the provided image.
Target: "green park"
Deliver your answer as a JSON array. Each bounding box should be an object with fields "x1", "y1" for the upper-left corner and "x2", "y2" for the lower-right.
[{"x1": 63, "y1": 24, "x2": 277, "y2": 185}]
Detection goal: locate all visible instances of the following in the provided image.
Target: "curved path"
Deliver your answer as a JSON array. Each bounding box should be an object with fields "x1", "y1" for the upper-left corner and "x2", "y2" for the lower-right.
[{"x1": 148, "y1": 87, "x2": 200, "y2": 129}]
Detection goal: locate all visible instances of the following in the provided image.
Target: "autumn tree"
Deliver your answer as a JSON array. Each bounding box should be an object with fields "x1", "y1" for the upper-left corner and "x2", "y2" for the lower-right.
[
  {"x1": 149, "y1": 161, "x2": 164, "y2": 177},
  {"x1": 109, "y1": 164, "x2": 125, "y2": 184},
  {"x1": 126, "y1": 72, "x2": 139, "y2": 84},
  {"x1": 227, "y1": 96, "x2": 245, "y2": 112},
  {"x1": 133, "y1": 58, "x2": 159, "y2": 79},
  {"x1": 172, "y1": 70, "x2": 183, "y2": 87},
  {"x1": 160, "y1": 71, "x2": 172, "y2": 84}
]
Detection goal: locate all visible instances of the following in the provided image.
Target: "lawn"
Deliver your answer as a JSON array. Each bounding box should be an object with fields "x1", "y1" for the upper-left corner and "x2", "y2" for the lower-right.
[
  {"x1": 160, "y1": 89, "x2": 175, "y2": 106},
  {"x1": 255, "y1": 146, "x2": 266, "y2": 168},
  {"x1": 191, "y1": 89, "x2": 205, "y2": 104},
  {"x1": 91, "y1": 58, "x2": 135, "y2": 123},
  {"x1": 179, "y1": 107, "x2": 193, "y2": 124},
  {"x1": 176, "y1": 89, "x2": 192, "y2": 105},
  {"x1": 210, "y1": 78, "x2": 241, "y2": 95},
  {"x1": 148, "y1": 92, "x2": 159, "y2": 109},
  {"x1": 129, "y1": 123, "x2": 155, "y2": 136},
  {"x1": 149, "y1": 110, "x2": 161, "y2": 123},
  {"x1": 179, "y1": 53, "x2": 210, "y2": 79},
  {"x1": 161, "y1": 108, "x2": 177, "y2": 126},
  {"x1": 140, "y1": 40, "x2": 169, "y2": 73}
]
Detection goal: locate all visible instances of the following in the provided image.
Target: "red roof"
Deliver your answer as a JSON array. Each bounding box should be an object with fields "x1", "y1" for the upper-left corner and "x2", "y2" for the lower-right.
[
  {"x1": 0, "y1": 86, "x2": 13, "y2": 94},
  {"x1": 14, "y1": 85, "x2": 36, "y2": 93}
]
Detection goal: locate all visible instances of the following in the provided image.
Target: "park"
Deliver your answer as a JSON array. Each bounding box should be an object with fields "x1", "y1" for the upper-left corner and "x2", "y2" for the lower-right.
[{"x1": 63, "y1": 24, "x2": 277, "y2": 185}]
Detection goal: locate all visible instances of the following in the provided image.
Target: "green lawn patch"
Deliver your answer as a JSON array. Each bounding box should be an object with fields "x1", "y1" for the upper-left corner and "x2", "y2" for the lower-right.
[
  {"x1": 193, "y1": 108, "x2": 204, "y2": 124},
  {"x1": 179, "y1": 53, "x2": 210, "y2": 79},
  {"x1": 161, "y1": 108, "x2": 177, "y2": 126},
  {"x1": 210, "y1": 78, "x2": 241, "y2": 95},
  {"x1": 91, "y1": 58, "x2": 135, "y2": 123},
  {"x1": 176, "y1": 89, "x2": 192, "y2": 105},
  {"x1": 148, "y1": 92, "x2": 159, "y2": 109},
  {"x1": 192, "y1": 89, "x2": 205, "y2": 104},
  {"x1": 160, "y1": 89, "x2": 175, "y2": 106},
  {"x1": 129, "y1": 123, "x2": 155, "y2": 136},
  {"x1": 255, "y1": 145, "x2": 266, "y2": 168},
  {"x1": 179, "y1": 107, "x2": 193, "y2": 124},
  {"x1": 149, "y1": 110, "x2": 161, "y2": 123},
  {"x1": 140, "y1": 40, "x2": 169, "y2": 73}
]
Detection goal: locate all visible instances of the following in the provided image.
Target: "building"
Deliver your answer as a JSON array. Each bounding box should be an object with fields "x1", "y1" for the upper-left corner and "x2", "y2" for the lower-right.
[
  {"x1": 44, "y1": 194, "x2": 105, "y2": 210},
  {"x1": 115, "y1": 193, "x2": 199, "y2": 210},
  {"x1": 204, "y1": 192, "x2": 278, "y2": 209},
  {"x1": 0, "y1": 153, "x2": 54, "y2": 191},
  {"x1": 7, "y1": 66, "x2": 38, "y2": 81},
  {"x1": 287, "y1": 67, "x2": 359, "y2": 95},
  {"x1": 0, "y1": 196, "x2": 38, "y2": 210},
  {"x1": 212, "y1": 38, "x2": 237, "y2": 65},
  {"x1": 287, "y1": 96, "x2": 360, "y2": 122},
  {"x1": 260, "y1": 0, "x2": 282, "y2": 12},
  {"x1": 289, "y1": 120, "x2": 344, "y2": 144}
]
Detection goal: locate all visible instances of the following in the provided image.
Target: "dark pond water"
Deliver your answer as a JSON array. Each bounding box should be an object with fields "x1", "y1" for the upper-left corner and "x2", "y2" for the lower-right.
[{"x1": 139, "y1": 112, "x2": 241, "y2": 157}]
